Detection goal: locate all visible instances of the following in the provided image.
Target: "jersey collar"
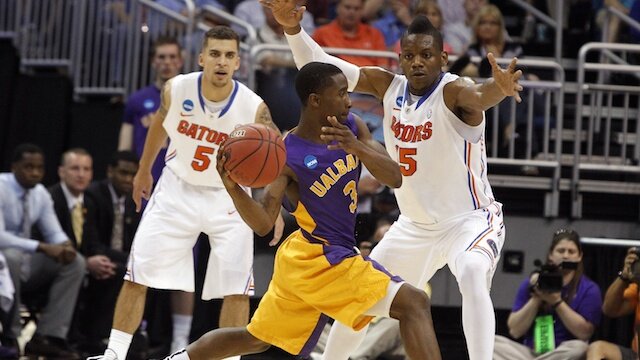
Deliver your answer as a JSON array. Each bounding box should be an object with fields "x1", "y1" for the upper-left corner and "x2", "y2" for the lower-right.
[{"x1": 403, "y1": 72, "x2": 445, "y2": 110}]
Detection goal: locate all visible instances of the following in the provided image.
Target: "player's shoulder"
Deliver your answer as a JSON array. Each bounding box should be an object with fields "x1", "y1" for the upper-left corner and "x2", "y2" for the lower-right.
[{"x1": 235, "y1": 81, "x2": 264, "y2": 104}]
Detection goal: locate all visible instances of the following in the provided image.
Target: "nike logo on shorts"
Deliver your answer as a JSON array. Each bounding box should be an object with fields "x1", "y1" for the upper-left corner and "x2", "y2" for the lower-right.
[{"x1": 228, "y1": 209, "x2": 237, "y2": 215}]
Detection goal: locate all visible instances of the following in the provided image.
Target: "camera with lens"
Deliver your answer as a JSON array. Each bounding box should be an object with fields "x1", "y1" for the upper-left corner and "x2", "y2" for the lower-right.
[{"x1": 531, "y1": 260, "x2": 578, "y2": 292}]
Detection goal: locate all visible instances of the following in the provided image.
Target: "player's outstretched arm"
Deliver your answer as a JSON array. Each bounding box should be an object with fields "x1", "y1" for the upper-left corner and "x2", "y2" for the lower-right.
[
  {"x1": 321, "y1": 115, "x2": 402, "y2": 188},
  {"x1": 444, "y1": 53, "x2": 523, "y2": 126},
  {"x1": 132, "y1": 79, "x2": 172, "y2": 212},
  {"x1": 216, "y1": 147, "x2": 289, "y2": 236},
  {"x1": 260, "y1": 0, "x2": 394, "y2": 99}
]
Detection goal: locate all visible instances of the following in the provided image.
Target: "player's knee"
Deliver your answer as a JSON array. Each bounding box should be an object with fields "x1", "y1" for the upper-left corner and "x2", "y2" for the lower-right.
[
  {"x1": 586, "y1": 340, "x2": 607, "y2": 357},
  {"x1": 122, "y1": 280, "x2": 148, "y2": 297},
  {"x1": 245, "y1": 331, "x2": 271, "y2": 353},
  {"x1": 456, "y1": 252, "x2": 491, "y2": 293},
  {"x1": 391, "y1": 283, "x2": 431, "y2": 320}
]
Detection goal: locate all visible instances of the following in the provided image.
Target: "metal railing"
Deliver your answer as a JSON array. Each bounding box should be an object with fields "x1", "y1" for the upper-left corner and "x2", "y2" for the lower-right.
[
  {"x1": 572, "y1": 42, "x2": 640, "y2": 218},
  {"x1": 0, "y1": 0, "x2": 19, "y2": 40},
  {"x1": 506, "y1": 0, "x2": 563, "y2": 66}
]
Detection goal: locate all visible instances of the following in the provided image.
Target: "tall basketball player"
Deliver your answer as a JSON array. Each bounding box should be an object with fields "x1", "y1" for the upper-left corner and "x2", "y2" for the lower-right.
[
  {"x1": 90, "y1": 26, "x2": 278, "y2": 360},
  {"x1": 261, "y1": 1, "x2": 523, "y2": 359}
]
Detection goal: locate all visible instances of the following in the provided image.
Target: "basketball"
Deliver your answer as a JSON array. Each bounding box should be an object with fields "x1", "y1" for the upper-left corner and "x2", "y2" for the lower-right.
[{"x1": 223, "y1": 124, "x2": 287, "y2": 188}]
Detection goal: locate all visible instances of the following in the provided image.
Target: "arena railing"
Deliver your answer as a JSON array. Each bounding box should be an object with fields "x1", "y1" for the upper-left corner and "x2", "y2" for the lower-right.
[
  {"x1": 572, "y1": 42, "x2": 640, "y2": 219},
  {"x1": 248, "y1": 45, "x2": 566, "y2": 216},
  {"x1": 0, "y1": 0, "x2": 18, "y2": 40},
  {"x1": 10, "y1": 0, "x2": 78, "y2": 69}
]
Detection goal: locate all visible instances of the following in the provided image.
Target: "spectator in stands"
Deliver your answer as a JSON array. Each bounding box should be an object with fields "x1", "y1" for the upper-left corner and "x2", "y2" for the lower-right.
[
  {"x1": 597, "y1": 0, "x2": 637, "y2": 42},
  {"x1": 443, "y1": 0, "x2": 488, "y2": 55},
  {"x1": 254, "y1": 5, "x2": 301, "y2": 130},
  {"x1": 367, "y1": 0, "x2": 414, "y2": 49},
  {"x1": 391, "y1": 0, "x2": 453, "y2": 54},
  {"x1": 81, "y1": 151, "x2": 143, "y2": 356},
  {"x1": 119, "y1": 36, "x2": 182, "y2": 184},
  {"x1": 494, "y1": 229, "x2": 602, "y2": 360},
  {"x1": 0, "y1": 144, "x2": 85, "y2": 359},
  {"x1": 312, "y1": 0, "x2": 388, "y2": 67},
  {"x1": 118, "y1": 36, "x2": 192, "y2": 355},
  {"x1": 437, "y1": 0, "x2": 465, "y2": 26},
  {"x1": 232, "y1": 0, "x2": 316, "y2": 40},
  {"x1": 586, "y1": 247, "x2": 640, "y2": 360}
]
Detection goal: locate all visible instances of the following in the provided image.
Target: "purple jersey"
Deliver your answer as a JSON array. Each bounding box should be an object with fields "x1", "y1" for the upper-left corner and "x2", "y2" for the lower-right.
[
  {"x1": 123, "y1": 84, "x2": 167, "y2": 182},
  {"x1": 284, "y1": 115, "x2": 361, "y2": 264}
]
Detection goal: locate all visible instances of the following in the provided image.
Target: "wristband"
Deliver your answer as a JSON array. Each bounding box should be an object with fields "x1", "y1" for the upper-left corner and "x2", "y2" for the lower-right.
[
  {"x1": 619, "y1": 271, "x2": 632, "y2": 283},
  {"x1": 551, "y1": 299, "x2": 563, "y2": 309}
]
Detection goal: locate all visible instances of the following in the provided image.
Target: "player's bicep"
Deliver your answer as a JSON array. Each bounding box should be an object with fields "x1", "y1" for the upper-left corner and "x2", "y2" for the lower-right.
[
  {"x1": 154, "y1": 79, "x2": 173, "y2": 123},
  {"x1": 254, "y1": 102, "x2": 280, "y2": 133},
  {"x1": 353, "y1": 67, "x2": 395, "y2": 99}
]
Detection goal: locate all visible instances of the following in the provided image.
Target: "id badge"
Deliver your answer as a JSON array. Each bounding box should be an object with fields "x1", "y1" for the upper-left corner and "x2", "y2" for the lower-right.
[{"x1": 533, "y1": 314, "x2": 555, "y2": 354}]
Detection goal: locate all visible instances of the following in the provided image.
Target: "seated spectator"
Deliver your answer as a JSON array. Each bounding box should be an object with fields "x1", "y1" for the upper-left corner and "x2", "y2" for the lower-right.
[
  {"x1": 369, "y1": 0, "x2": 414, "y2": 49},
  {"x1": 312, "y1": 0, "x2": 389, "y2": 67},
  {"x1": 494, "y1": 229, "x2": 602, "y2": 360},
  {"x1": 81, "y1": 151, "x2": 143, "y2": 356},
  {"x1": 0, "y1": 144, "x2": 85, "y2": 359},
  {"x1": 586, "y1": 247, "x2": 640, "y2": 360},
  {"x1": 232, "y1": 0, "x2": 316, "y2": 40},
  {"x1": 254, "y1": 5, "x2": 302, "y2": 130},
  {"x1": 443, "y1": 0, "x2": 487, "y2": 55},
  {"x1": 392, "y1": 0, "x2": 453, "y2": 54}
]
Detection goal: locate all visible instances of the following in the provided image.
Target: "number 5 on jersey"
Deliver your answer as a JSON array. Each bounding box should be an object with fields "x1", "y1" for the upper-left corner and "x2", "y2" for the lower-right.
[
  {"x1": 397, "y1": 146, "x2": 417, "y2": 176},
  {"x1": 192, "y1": 145, "x2": 215, "y2": 171}
]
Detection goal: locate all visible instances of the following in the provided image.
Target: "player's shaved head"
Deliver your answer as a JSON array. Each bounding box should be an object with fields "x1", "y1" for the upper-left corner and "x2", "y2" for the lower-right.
[
  {"x1": 401, "y1": 15, "x2": 443, "y2": 51},
  {"x1": 295, "y1": 62, "x2": 344, "y2": 106}
]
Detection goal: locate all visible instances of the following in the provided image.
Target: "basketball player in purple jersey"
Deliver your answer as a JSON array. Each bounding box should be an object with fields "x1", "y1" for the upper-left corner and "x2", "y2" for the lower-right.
[
  {"x1": 162, "y1": 63, "x2": 442, "y2": 360},
  {"x1": 261, "y1": 1, "x2": 524, "y2": 360}
]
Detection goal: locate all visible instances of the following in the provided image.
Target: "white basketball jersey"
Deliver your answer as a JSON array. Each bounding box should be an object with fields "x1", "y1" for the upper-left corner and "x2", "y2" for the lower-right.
[
  {"x1": 382, "y1": 72, "x2": 495, "y2": 224},
  {"x1": 163, "y1": 72, "x2": 264, "y2": 187}
]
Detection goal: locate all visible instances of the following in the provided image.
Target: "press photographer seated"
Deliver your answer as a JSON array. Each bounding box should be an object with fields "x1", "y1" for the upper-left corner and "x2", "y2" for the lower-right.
[{"x1": 494, "y1": 229, "x2": 603, "y2": 360}]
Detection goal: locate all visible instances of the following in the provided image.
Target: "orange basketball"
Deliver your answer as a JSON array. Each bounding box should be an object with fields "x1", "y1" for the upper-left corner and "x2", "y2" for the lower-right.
[{"x1": 223, "y1": 124, "x2": 286, "y2": 188}]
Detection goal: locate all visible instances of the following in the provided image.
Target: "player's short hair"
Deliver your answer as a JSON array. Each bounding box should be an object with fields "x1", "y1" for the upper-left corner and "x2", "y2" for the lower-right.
[
  {"x1": 202, "y1": 26, "x2": 240, "y2": 51},
  {"x1": 109, "y1": 150, "x2": 139, "y2": 168},
  {"x1": 295, "y1": 62, "x2": 344, "y2": 106},
  {"x1": 400, "y1": 15, "x2": 443, "y2": 52},
  {"x1": 11, "y1": 143, "x2": 44, "y2": 164},
  {"x1": 60, "y1": 148, "x2": 92, "y2": 166},
  {"x1": 152, "y1": 36, "x2": 182, "y2": 58}
]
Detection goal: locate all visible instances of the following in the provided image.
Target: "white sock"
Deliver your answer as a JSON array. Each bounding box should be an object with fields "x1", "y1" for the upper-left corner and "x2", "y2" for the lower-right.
[
  {"x1": 171, "y1": 314, "x2": 192, "y2": 353},
  {"x1": 165, "y1": 348, "x2": 191, "y2": 360},
  {"x1": 104, "y1": 329, "x2": 133, "y2": 360},
  {"x1": 456, "y1": 252, "x2": 496, "y2": 360},
  {"x1": 321, "y1": 322, "x2": 368, "y2": 360}
]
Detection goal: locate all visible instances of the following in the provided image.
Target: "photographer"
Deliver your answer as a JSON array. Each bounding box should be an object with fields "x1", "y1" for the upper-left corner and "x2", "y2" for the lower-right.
[
  {"x1": 494, "y1": 229, "x2": 603, "y2": 360},
  {"x1": 586, "y1": 247, "x2": 639, "y2": 360}
]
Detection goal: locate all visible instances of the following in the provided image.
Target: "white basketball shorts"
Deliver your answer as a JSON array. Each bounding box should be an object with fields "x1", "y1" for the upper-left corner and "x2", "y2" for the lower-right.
[
  {"x1": 125, "y1": 168, "x2": 254, "y2": 300},
  {"x1": 370, "y1": 202, "x2": 505, "y2": 291}
]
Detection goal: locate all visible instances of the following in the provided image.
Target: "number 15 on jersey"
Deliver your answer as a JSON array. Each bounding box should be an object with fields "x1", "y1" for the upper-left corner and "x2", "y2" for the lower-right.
[{"x1": 396, "y1": 146, "x2": 417, "y2": 176}]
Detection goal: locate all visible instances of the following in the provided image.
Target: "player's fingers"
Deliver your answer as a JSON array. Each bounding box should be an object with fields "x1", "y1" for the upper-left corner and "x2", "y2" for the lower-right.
[
  {"x1": 327, "y1": 116, "x2": 347, "y2": 129},
  {"x1": 326, "y1": 144, "x2": 341, "y2": 151},
  {"x1": 133, "y1": 191, "x2": 142, "y2": 212},
  {"x1": 508, "y1": 57, "x2": 518, "y2": 73},
  {"x1": 487, "y1": 53, "x2": 498, "y2": 70},
  {"x1": 513, "y1": 69, "x2": 523, "y2": 80},
  {"x1": 515, "y1": 93, "x2": 522, "y2": 103}
]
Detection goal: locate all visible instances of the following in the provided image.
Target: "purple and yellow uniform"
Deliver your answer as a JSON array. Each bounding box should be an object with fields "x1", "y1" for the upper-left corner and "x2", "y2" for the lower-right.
[{"x1": 247, "y1": 115, "x2": 402, "y2": 357}]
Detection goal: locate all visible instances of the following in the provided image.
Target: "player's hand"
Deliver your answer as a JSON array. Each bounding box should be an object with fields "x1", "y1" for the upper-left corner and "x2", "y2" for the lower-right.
[
  {"x1": 259, "y1": 0, "x2": 305, "y2": 29},
  {"x1": 132, "y1": 171, "x2": 154, "y2": 212},
  {"x1": 487, "y1": 53, "x2": 523, "y2": 103},
  {"x1": 87, "y1": 255, "x2": 117, "y2": 280},
  {"x1": 321, "y1": 116, "x2": 362, "y2": 154},
  {"x1": 621, "y1": 247, "x2": 639, "y2": 281},
  {"x1": 216, "y1": 145, "x2": 238, "y2": 190},
  {"x1": 269, "y1": 211, "x2": 285, "y2": 247}
]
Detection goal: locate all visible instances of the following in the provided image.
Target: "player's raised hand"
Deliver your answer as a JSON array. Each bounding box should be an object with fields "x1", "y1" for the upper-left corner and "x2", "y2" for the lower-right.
[
  {"x1": 259, "y1": 0, "x2": 305, "y2": 29},
  {"x1": 487, "y1": 53, "x2": 523, "y2": 103},
  {"x1": 321, "y1": 116, "x2": 361, "y2": 153},
  {"x1": 132, "y1": 171, "x2": 153, "y2": 213},
  {"x1": 216, "y1": 145, "x2": 238, "y2": 190}
]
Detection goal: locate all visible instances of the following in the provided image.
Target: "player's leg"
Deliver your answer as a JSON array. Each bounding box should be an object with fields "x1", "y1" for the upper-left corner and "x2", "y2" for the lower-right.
[
  {"x1": 387, "y1": 283, "x2": 441, "y2": 360},
  {"x1": 164, "y1": 328, "x2": 270, "y2": 360},
  {"x1": 98, "y1": 171, "x2": 202, "y2": 360},
  {"x1": 220, "y1": 294, "x2": 250, "y2": 328},
  {"x1": 170, "y1": 291, "x2": 194, "y2": 353},
  {"x1": 322, "y1": 216, "x2": 443, "y2": 360},
  {"x1": 448, "y1": 204, "x2": 505, "y2": 360}
]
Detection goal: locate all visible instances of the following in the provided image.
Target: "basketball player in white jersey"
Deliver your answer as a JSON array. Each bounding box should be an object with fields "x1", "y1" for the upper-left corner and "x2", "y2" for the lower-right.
[
  {"x1": 261, "y1": 1, "x2": 523, "y2": 360},
  {"x1": 92, "y1": 27, "x2": 279, "y2": 360}
]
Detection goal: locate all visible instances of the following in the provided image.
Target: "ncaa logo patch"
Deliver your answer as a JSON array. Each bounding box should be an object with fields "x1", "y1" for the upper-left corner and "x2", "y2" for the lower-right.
[
  {"x1": 304, "y1": 155, "x2": 318, "y2": 169},
  {"x1": 143, "y1": 99, "x2": 155, "y2": 110},
  {"x1": 395, "y1": 96, "x2": 403, "y2": 107},
  {"x1": 182, "y1": 99, "x2": 194, "y2": 112},
  {"x1": 487, "y1": 239, "x2": 499, "y2": 257}
]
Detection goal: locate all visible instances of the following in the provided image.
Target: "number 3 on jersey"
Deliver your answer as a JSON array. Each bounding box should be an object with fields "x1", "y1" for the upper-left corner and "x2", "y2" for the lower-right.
[
  {"x1": 397, "y1": 146, "x2": 417, "y2": 176},
  {"x1": 191, "y1": 145, "x2": 215, "y2": 171}
]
